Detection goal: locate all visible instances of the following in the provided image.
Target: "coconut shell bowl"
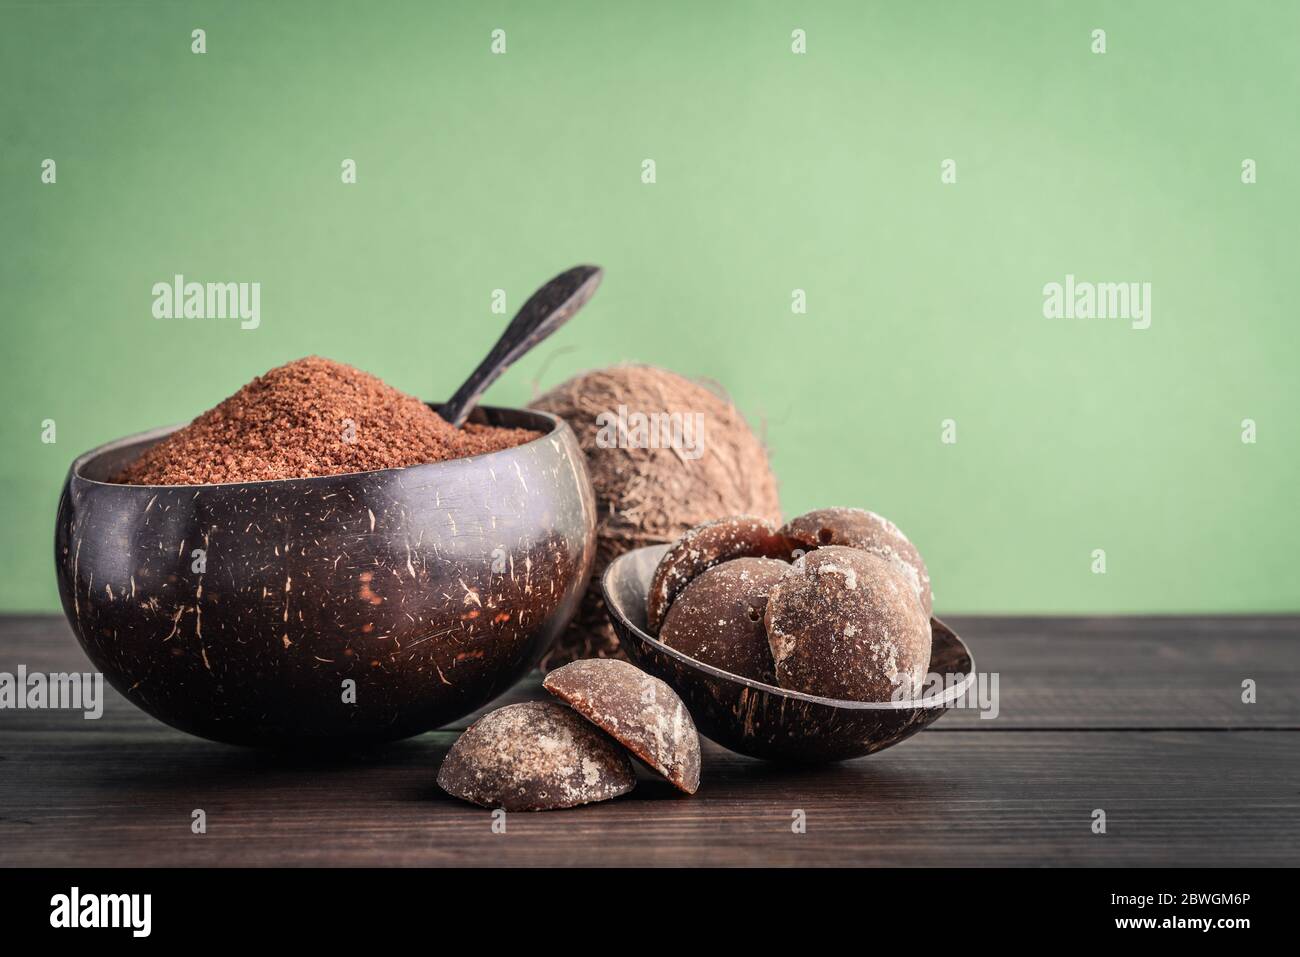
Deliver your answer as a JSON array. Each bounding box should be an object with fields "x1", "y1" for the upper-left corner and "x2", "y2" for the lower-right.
[
  {"x1": 601, "y1": 545, "x2": 976, "y2": 763},
  {"x1": 54, "y1": 405, "x2": 597, "y2": 747}
]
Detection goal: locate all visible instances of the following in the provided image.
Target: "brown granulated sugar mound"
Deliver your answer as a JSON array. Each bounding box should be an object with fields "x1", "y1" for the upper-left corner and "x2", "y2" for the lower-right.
[{"x1": 114, "y1": 356, "x2": 542, "y2": 485}]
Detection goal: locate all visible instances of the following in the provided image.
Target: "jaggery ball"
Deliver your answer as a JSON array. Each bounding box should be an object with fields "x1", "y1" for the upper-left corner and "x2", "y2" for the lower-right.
[
  {"x1": 647, "y1": 515, "x2": 795, "y2": 633},
  {"x1": 780, "y1": 507, "x2": 932, "y2": 615},
  {"x1": 658, "y1": 557, "x2": 789, "y2": 685},
  {"x1": 764, "y1": 546, "x2": 931, "y2": 702}
]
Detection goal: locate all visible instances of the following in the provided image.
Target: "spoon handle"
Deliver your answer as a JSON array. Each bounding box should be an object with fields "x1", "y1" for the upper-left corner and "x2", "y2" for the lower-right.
[{"x1": 442, "y1": 265, "x2": 604, "y2": 428}]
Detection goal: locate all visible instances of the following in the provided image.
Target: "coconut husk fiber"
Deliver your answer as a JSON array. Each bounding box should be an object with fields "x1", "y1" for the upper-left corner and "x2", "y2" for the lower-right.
[{"x1": 530, "y1": 364, "x2": 781, "y2": 668}]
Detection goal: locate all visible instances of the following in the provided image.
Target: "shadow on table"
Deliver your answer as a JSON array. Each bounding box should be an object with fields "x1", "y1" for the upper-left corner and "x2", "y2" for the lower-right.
[
  {"x1": 77, "y1": 733, "x2": 450, "y2": 794},
  {"x1": 78, "y1": 728, "x2": 938, "y2": 809}
]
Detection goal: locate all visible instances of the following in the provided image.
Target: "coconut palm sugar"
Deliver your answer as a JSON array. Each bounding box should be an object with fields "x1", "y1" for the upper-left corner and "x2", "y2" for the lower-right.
[{"x1": 113, "y1": 357, "x2": 541, "y2": 485}]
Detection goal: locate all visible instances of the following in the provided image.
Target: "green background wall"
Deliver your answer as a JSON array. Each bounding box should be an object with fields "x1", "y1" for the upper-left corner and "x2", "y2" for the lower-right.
[{"x1": 2, "y1": 1, "x2": 1297, "y2": 614}]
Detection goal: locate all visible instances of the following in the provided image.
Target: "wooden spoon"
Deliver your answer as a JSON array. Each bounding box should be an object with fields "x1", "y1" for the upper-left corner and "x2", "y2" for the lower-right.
[{"x1": 442, "y1": 265, "x2": 603, "y2": 428}]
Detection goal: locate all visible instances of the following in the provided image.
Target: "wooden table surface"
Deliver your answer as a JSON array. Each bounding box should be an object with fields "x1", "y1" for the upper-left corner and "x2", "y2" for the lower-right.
[{"x1": 1, "y1": 614, "x2": 1297, "y2": 867}]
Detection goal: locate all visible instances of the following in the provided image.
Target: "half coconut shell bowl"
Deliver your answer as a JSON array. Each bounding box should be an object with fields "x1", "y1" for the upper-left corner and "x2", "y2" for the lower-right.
[
  {"x1": 54, "y1": 405, "x2": 597, "y2": 748},
  {"x1": 601, "y1": 545, "x2": 975, "y2": 763}
]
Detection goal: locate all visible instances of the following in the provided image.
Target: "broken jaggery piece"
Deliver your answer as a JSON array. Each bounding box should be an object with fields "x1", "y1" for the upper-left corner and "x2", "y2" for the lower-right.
[
  {"x1": 544, "y1": 658, "x2": 701, "y2": 794},
  {"x1": 436, "y1": 702, "x2": 635, "y2": 811}
]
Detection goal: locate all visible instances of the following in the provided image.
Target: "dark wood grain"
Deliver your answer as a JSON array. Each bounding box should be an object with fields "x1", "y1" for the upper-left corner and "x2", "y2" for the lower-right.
[
  {"x1": 0, "y1": 727, "x2": 1295, "y2": 867},
  {"x1": 1, "y1": 614, "x2": 1298, "y2": 866},
  {"x1": 5, "y1": 615, "x2": 1296, "y2": 733},
  {"x1": 934, "y1": 615, "x2": 1300, "y2": 729}
]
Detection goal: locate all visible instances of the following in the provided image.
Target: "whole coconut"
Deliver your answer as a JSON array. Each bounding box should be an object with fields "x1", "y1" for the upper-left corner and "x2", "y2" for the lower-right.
[{"x1": 531, "y1": 365, "x2": 781, "y2": 666}]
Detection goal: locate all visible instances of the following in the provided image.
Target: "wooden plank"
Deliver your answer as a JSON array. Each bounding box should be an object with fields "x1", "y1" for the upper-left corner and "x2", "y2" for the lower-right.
[
  {"x1": 0, "y1": 727, "x2": 1294, "y2": 867},
  {"x1": 3, "y1": 615, "x2": 1295, "y2": 731},
  {"x1": 935, "y1": 615, "x2": 1300, "y2": 729}
]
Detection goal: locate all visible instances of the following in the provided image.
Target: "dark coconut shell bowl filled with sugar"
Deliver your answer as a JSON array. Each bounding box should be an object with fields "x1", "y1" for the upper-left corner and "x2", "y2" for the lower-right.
[
  {"x1": 53, "y1": 267, "x2": 607, "y2": 748},
  {"x1": 54, "y1": 403, "x2": 596, "y2": 747},
  {"x1": 601, "y1": 545, "x2": 976, "y2": 763}
]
